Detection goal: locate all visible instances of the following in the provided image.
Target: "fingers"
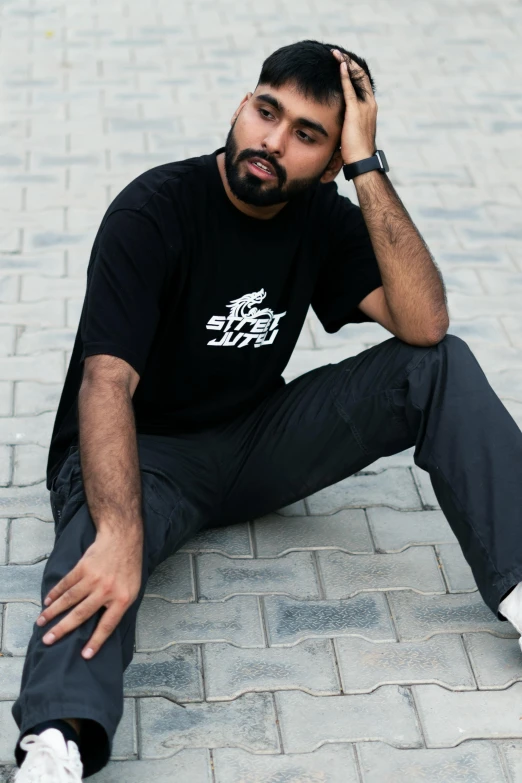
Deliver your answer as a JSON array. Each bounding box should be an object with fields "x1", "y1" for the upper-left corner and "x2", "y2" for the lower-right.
[
  {"x1": 331, "y1": 49, "x2": 356, "y2": 101},
  {"x1": 82, "y1": 604, "x2": 124, "y2": 660},
  {"x1": 40, "y1": 594, "x2": 105, "y2": 647},
  {"x1": 43, "y1": 563, "x2": 83, "y2": 607},
  {"x1": 37, "y1": 579, "x2": 90, "y2": 627},
  {"x1": 331, "y1": 49, "x2": 375, "y2": 103}
]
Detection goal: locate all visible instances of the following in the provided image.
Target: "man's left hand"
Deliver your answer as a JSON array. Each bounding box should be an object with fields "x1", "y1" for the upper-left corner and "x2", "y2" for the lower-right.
[{"x1": 330, "y1": 49, "x2": 378, "y2": 165}]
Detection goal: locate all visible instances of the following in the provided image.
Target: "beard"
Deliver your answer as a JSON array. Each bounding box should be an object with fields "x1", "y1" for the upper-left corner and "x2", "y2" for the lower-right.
[{"x1": 223, "y1": 121, "x2": 330, "y2": 207}]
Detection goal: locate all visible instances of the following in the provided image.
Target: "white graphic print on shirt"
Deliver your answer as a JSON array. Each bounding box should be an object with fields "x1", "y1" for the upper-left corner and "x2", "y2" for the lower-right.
[{"x1": 206, "y1": 288, "x2": 287, "y2": 348}]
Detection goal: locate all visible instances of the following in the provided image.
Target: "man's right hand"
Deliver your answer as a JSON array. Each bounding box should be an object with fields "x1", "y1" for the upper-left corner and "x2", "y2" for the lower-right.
[{"x1": 36, "y1": 527, "x2": 143, "y2": 659}]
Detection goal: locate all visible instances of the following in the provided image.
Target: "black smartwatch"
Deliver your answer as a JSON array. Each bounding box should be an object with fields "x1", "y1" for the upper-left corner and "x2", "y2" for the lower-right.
[{"x1": 343, "y1": 150, "x2": 389, "y2": 181}]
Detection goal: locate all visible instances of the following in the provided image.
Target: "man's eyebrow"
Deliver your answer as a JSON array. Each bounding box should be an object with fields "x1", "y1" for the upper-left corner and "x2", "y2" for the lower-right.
[{"x1": 255, "y1": 93, "x2": 329, "y2": 138}]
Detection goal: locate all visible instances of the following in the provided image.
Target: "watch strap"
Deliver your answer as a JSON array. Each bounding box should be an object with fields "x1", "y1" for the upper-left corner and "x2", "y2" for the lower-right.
[{"x1": 343, "y1": 150, "x2": 389, "y2": 181}]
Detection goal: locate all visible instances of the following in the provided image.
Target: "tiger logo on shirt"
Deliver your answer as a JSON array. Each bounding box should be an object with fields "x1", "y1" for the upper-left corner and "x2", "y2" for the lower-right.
[{"x1": 206, "y1": 288, "x2": 287, "y2": 348}]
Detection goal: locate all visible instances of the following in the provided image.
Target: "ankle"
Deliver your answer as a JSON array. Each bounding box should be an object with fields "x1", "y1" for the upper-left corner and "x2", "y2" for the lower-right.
[
  {"x1": 500, "y1": 584, "x2": 517, "y2": 605},
  {"x1": 29, "y1": 719, "x2": 80, "y2": 748},
  {"x1": 63, "y1": 718, "x2": 81, "y2": 737}
]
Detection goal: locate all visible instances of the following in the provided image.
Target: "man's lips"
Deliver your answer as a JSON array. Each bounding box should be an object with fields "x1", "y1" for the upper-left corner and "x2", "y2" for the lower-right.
[{"x1": 246, "y1": 157, "x2": 277, "y2": 179}]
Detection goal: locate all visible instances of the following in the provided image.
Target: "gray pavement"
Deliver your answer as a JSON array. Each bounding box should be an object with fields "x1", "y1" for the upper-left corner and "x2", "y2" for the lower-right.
[{"x1": 1, "y1": 0, "x2": 522, "y2": 780}]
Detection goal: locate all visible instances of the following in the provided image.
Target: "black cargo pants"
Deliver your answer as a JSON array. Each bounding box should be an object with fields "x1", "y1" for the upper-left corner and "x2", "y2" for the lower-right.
[{"x1": 12, "y1": 334, "x2": 522, "y2": 776}]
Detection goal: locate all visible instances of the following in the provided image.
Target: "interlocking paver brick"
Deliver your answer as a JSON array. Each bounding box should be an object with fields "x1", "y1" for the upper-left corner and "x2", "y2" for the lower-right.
[
  {"x1": 448, "y1": 317, "x2": 511, "y2": 345},
  {"x1": 180, "y1": 523, "x2": 253, "y2": 557},
  {"x1": 437, "y1": 544, "x2": 477, "y2": 592},
  {"x1": 197, "y1": 552, "x2": 320, "y2": 601},
  {"x1": 0, "y1": 354, "x2": 63, "y2": 384},
  {"x1": 501, "y1": 317, "x2": 522, "y2": 351},
  {"x1": 136, "y1": 596, "x2": 265, "y2": 651},
  {"x1": 0, "y1": 485, "x2": 52, "y2": 520},
  {"x1": 0, "y1": 657, "x2": 24, "y2": 700},
  {"x1": 0, "y1": 254, "x2": 64, "y2": 283},
  {"x1": 12, "y1": 444, "x2": 48, "y2": 486},
  {"x1": 274, "y1": 500, "x2": 307, "y2": 517},
  {"x1": 14, "y1": 382, "x2": 63, "y2": 416},
  {"x1": 0, "y1": 325, "x2": 15, "y2": 356},
  {"x1": 112, "y1": 699, "x2": 137, "y2": 760},
  {"x1": 411, "y1": 466, "x2": 440, "y2": 509},
  {"x1": 469, "y1": 342, "x2": 522, "y2": 375},
  {"x1": 0, "y1": 413, "x2": 54, "y2": 447},
  {"x1": 143, "y1": 553, "x2": 194, "y2": 602},
  {"x1": 367, "y1": 507, "x2": 457, "y2": 551},
  {"x1": 123, "y1": 646, "x2": 203, "y2": 701},
  {"x1": 0, "y1": 519, "x2": 7, "y2": 564},
  {"x1": 276, "y1": 687, "x2": 422, "y2": 752},
  {"x1": 203, "y1": 639, "x2": 340, "y2": 700},
  {"x1": 449, "y1": 293, "x2": 522, "y2": 319},
  {"x1": 264, "y1": 594, "x2": 396, "y2": 646},
  {"x1": 0, "y1": 702, "x2": 19, "y2": 764},
  {"x1": 357, "y1": 740, "x2": 507, "y2": 782},
  {"x1": 90, "y1": 751, "x2": 213, "y2": 782},
  {"x1": 16, "y1": 327, "x2": 76, "y2": 355},
  {"x1": 0, "y1": 302, "x2": 64, "y2": 328},
  {"x1": 389, "y1": 591, "x2": 518, "y2": 641},
  {"x1": 0, "y1": 446, "x2": 8, "y2": 487},
  {"x1": 0, "y1": 563, "x2": 45, "y2": 601},
  {"x1": 8, "y1": 517, "x2": 54, "y2": 564},
  {"x1": 253, "y1": 510, "x2": 373, "y2": 556},
  {"x1": 413, "y1": 683, "x2": 522, "y2": 745},
  {"x1": 139, "y1": 693, "x2": 280, "y2": 757},
  {"x1": 307, "y1": 468, "x2": 421, "y2": 514},
  {"x1": 487, "y1": 369, "x2": 522, "y2": 402},
  {"x1": 500, "y1": 742, "x2": 522, "y2": 783},
  {"x1": 335, "y1": 635, "x2": 476, "y2": 693},
  {"x1": 2, "y1": 602, "x2": 40, "y2": 655},
  {"x1": 213, "y1": 745, "x2": 360, "y2": 783},
  {"x1": 361, "y1": 446, "x2": 415, "y2": 473},
  {"x1": 317, "y1": 547, "x2": 445, "y2": 598},
  {"x1": 463, "y1": 633, "x2": 522, "y2": 688},
  {"x1": 0, "y1": 381, "x2": 12, "y2": 417}
]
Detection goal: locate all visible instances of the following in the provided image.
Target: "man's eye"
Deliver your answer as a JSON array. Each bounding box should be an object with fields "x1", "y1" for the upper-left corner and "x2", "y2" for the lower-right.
[
  {"x1": 297, "y1": 130, "x2": 314, "y2": 143},
  {"x1": 259, "y1": 108, "x2": 273, "y2": 119}
]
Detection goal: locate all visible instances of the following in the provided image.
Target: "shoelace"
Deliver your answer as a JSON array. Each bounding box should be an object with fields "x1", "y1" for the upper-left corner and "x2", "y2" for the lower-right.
[{"x1": 16, "y1": 734, "x2": 82, "y2": 782}]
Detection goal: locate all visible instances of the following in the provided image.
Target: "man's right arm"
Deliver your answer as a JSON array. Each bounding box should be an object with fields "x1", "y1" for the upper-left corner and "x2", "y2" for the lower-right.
[
  {"x1": 78, "y1": 354, "x2": 142, "y2": 538},
  {"x1": 36, "y1": 354, "x2": 145, "y2": 659}
]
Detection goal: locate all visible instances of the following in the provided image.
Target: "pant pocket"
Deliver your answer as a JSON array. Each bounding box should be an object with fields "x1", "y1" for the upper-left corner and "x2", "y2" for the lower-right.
[
  {"x1": 141, "y1": 466, "x2": 187, "y2": 568},
  {"x1": 49, "y1": 487, "x2": 66, "y2": 528}
]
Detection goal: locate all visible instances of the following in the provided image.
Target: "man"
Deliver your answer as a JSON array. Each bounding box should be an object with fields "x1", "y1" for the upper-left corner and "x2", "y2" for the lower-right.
[{"x1": 12, "y1": 39, "x2": 522, "y2": 781}]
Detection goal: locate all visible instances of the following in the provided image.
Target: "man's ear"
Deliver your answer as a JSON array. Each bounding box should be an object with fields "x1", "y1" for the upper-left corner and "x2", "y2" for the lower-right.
[
  {"x1": 231, "y1": 92, "x2": 253, "y2": 125},
  {"x1": 320, "y1": 147, "x2": 344, "y2": 183}
]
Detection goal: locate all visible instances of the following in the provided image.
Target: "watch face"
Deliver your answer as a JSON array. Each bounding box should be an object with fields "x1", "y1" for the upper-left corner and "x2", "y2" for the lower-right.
[{"x1": 376, "y1": 149, "x2": 389, "y2": 172}]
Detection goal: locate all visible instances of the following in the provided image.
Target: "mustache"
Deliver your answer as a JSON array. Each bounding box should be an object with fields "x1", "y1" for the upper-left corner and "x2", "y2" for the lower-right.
[{"x1": 235, "y1": 149, "x2": 285, "y2": 183}]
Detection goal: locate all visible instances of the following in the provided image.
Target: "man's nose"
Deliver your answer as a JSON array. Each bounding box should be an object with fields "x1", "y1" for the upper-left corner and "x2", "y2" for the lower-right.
[{"x1": 261, "y1": 125, "x2": 286, "y2": 158}]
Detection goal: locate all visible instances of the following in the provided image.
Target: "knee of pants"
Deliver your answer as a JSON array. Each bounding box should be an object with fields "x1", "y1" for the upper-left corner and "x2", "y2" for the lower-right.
[
  {"x1": 413, "y1": 333, "x2": 477, "y2": 376},
  {"x1": 436, "y1": 333, "x2": 472, "y2": 355}
]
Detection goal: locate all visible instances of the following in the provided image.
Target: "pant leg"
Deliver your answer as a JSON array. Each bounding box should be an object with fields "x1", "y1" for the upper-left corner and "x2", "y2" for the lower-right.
[
  {"x1": 218, "y1": 334, "x2": 522, "y2": 620},
  {"x1": 12, "y1": 432, "x2": 220, "y2": 778}
]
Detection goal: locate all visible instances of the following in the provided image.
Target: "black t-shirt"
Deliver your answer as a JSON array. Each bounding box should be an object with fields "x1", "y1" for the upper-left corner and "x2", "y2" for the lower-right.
[{"x1": 46, "y1": 147, "x2": 382, "y2": 490}]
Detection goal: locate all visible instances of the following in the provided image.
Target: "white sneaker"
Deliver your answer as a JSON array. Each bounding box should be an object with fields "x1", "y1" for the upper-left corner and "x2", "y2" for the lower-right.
[
  {"x1": 15, "y1": 728, "x2": 83, "y2": 782},
  {"x1": 499, "y1": 582, "x2": 522, "y2": 652}
]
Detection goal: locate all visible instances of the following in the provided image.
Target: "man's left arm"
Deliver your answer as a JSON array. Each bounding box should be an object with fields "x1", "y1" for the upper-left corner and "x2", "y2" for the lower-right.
[
  {"x1": 331, "y1": 48, "x2": 449, "y2": 347},
  {"x1": 354, "y1": 170, "x2": 449, "y2": 346}
]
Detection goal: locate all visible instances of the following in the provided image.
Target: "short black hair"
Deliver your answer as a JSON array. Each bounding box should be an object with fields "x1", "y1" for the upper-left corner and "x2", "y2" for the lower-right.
[{"x1": 256, "y1": 39, "x2": 375, "y2": 126}]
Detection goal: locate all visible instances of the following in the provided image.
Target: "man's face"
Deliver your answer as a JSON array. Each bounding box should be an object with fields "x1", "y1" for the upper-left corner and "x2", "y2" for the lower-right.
[{"x1": 224, "y1": 82, "x2": 343, "y2": 207}]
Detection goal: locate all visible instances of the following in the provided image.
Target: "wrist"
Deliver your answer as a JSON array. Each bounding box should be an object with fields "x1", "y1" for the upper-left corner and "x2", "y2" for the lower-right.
[
  {"x1": 96, "y1": 522, "x2": 143, "y2": 544},
  {"x1": 342, "y1": 149, "x2": 374, "y2": 165},
  {"x1": 353, "y1": 168, "x2": 386, "y2": 186}
]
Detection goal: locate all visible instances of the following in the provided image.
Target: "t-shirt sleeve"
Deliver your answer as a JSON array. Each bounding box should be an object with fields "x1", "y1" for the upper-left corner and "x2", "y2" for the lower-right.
[
  {"x1": 80, "y1": 208, "x2": 168, "y2": 376},
  {"x1": 311, "y1": 188, "x2": 383, "y2": 333}
]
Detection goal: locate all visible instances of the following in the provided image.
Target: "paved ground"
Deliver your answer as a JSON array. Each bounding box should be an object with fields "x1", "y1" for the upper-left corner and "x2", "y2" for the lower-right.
[{"x1": 1, "y1": 0, "x2": 522, "y2": 780}]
